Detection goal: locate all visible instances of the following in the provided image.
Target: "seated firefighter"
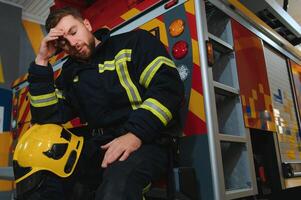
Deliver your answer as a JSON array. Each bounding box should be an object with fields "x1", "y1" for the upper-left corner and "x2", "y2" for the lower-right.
[{"x1": 13, "y1": 6, "x2": 184, "y2": 200}]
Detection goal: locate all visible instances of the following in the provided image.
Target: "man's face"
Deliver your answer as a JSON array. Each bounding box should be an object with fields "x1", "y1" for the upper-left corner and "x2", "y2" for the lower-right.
[{"x1": 54, "y1": 15, "x2": 95, "y2": 60}]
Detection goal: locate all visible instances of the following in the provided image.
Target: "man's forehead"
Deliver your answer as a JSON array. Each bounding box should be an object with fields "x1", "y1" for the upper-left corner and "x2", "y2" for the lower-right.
[{"x1": 54, "y1": 15, "x2": 78, "y2": 31}]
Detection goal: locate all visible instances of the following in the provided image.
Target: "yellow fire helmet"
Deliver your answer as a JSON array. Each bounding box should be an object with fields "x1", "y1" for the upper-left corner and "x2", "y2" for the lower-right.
[{"x1": 13, "y1": 124, "x2": 84, "y2": 184}]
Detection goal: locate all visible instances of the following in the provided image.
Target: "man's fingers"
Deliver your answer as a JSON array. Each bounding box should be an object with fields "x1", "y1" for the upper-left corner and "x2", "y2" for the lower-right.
[
  {"x1": 101, "y1": 140, "x2": 113, "y2": 149},
  {"x1": 44, "y1": 36, "x2": 59, "y2": 43},
  {"x1": 49, "y1": 28, "x2": 64, "y2": 35},
  {"x1": 119, "y1": 150, "x2": 130, "y2": 161},
  {"x1": 101, "y1": 146, "x2": 125, "y2": 168}
]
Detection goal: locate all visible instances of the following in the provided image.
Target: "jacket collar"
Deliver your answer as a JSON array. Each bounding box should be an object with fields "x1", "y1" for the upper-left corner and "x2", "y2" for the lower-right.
[{"x1": 93, "y1": 28, "x2": 110, "y2": 44}]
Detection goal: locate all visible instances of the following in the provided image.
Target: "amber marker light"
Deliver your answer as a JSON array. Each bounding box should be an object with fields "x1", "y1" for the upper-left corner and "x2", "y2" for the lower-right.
[
  {"x1": 169, "y1": 19, "x2": 185, "y2": 37},
  {"x1": 206, "y1": 41, "x2": 215, "y2": 66}
]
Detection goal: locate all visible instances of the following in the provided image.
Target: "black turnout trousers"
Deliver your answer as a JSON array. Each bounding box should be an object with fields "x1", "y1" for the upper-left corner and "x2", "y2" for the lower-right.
[{"x1": 22, "y1": 133, "x2": 168, "y2": 200}]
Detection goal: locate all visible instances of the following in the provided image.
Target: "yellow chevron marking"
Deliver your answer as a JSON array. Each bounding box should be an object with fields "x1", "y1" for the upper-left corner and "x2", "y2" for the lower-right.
[
  {"x1": 22, "y1": 20, "x2": 45, "y2": 55},
  {"x1": 18, "y1": 90, "x2": 29, "y2": 122},
  {"x1": 184, "y1": 0, "x2": 195, "y2": 15},
  {"x1": 13, "y1": 76, "x2": 24, "y2": 87},
  {"x1": 140, "y1": 18, "x2": 168, "y2": 47},
  {"x1": 19, "y1": 122, "x2": 31, "y2": 138},
  {"x1": 18, "y1": 102, "x2": 27, "y2": 122},
  {"x1": 121, "y1": 8, "x2": 140, "y2": 20},
  {"x1": 189, "y1": 88, "x2": 206, "y2": 121},
  {"x1": 191, "y1": 39, "x2": 200, "y2": 66},
  {"x1": 0, "y1": 56, "x2": 5, "y2": 83},
  {"x1": 24, "y1": 111, "x2": 31, "y2": 124}
]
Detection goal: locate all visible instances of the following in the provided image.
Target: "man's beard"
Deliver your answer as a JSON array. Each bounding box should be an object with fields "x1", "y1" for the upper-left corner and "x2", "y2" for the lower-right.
[{"x1": 71, "y1": 39, "x2": 95, "y2": 61}]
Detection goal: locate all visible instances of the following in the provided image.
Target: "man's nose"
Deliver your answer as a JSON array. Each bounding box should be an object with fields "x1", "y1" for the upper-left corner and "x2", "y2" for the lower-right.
[{"x1": 65, "y1": 37, "x2": 77, "y2": 47}]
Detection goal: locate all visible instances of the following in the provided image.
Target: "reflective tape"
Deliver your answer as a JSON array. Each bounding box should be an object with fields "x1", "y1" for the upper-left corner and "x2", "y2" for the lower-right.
[
  {"x1": 110, "y1": 49, "x2": 142, "y2": 109},
  {"x1": 98, "y1": 49, "x2": 132, "y2": 73},
  {"x1": 116, "y1": 62, "x2": 142, "y2": 109},
  {"x1": 140, "y1": 98, "x2": 172, "y2": 125},
  {"x1": 115, "y1": 49, "x2": 132, "y2": 63},
  {"x1": 139, "y1": 56, "x2": 176, "y2": 88},
  {"x1": 99, "y1": 60, "x2": 115, "y2": 73},
  {"x1": 29, "y1": 92, "x2": 58, "y2": 107}
]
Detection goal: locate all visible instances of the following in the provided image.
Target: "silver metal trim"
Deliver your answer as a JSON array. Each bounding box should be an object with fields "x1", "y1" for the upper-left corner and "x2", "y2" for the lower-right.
[
  {"x1": 293, "y1": 172, "x2": 301, "y2": 177},
  {"x1": 225, "y1": 188, "x2": 255, "y2": 200},
  {"x1": 197, "y1": 0, "x2": 226, "y2": 198},
  {"x1": 273, "y1": 133, "x2": 286, "y2": 189},
  {"x1": 208, "y1": 33, "x2": 233, "y2": 50},
  {"x1": 213, "y1": 81, "x2": 239, "y2": 95},
  {"x1": 245, "y1": 128, "x2": 258, "y2": 195},
  {"x1": 218, "y1": 134, "x2": 247, "y2": 143}
]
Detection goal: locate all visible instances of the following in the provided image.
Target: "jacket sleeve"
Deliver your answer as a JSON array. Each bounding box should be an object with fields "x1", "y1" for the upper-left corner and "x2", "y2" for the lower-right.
[
  {"x1": 123, "y1": 30, "x2": 184, "y2": 143},
  {"x1": 28, "y1": 62, "x2": 77, "y2": 124}
]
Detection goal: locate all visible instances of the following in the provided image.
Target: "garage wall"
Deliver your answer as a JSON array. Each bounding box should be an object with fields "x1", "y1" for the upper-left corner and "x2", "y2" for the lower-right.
[{"x1": 0, "y1": 2, "x2": 21, "y2": 89}]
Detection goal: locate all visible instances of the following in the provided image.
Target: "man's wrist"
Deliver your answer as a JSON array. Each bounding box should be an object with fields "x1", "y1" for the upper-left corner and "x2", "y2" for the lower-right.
[
  {"x1": 35, "y1": 55, "x2": 48, "y2": 66},
  {"x1": 126, "y1": 132, "x2": 142, "y2": 145}
]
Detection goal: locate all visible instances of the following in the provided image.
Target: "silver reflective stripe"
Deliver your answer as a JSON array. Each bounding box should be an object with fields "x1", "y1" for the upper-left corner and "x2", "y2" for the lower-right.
[
  {"x1": 99, "y1": 62, "x2": 115, "y2": 73},
  {"x1": 117, "y1": 62, "x2": 142, "y2": 109},
  {"x1": 98, "y1": 50, "x2": 131, "y2": 73},
  {"x1": 116, "y1": 52, "x2": 131, "y2": 62},
  {"x1": 30, "y1": 95, "x2": 57, "y2": 104},
  {"x1": 30, "y1": 95, "x2": 58, "y2": 107},
  {"x1": 139, "y1": 56, "x2": 176, "y2": 88},
  {"x1": 104, "y1": 63, "x2": 115, "y2": 69},
  {"x1": 143, "y1": 99, "x2": 172, "y2": 124}
]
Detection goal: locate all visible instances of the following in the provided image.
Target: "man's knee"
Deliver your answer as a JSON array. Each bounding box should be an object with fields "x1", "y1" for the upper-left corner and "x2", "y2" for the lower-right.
[{"x1": 95, "y1": 160, "x2": 147, "y2": 200}]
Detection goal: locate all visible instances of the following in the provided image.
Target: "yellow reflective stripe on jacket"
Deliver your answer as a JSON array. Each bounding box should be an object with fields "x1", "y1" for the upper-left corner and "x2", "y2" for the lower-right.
[
  {"x1": 99, "y1": 60, "x2": 115, "y2": 73},
  {"x1": 140, "y1": 98, "x2": 172, "y2": 126},
  {"x1": 116, "y1": 49, "x2": 132, "y2": 63},
  {"x1": 114, "y1": 49, "x2": 142, "y2": 110},
  {"x1": 139, "y1": 56, "x2": 176, "y2": 88},
  {"x1": 29, "y1": 92, "x2": 58, "y2": 108},
  {"x1": 98, "y1": 49, "x2": 132, "y2": 73}
]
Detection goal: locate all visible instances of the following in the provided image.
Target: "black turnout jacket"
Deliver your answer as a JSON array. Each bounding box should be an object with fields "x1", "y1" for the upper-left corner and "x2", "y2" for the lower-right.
[{"x1": 28, "y1": 29, "x2": 184, "y2": 143}]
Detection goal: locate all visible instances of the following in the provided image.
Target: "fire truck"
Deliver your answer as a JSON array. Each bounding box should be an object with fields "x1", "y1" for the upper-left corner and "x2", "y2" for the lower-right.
[{"x1": 3, "y1": 0, "x2": 301, "y2": 199}]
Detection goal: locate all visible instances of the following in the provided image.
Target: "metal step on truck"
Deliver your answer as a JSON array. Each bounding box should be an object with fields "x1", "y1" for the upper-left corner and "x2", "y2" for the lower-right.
[{"x1": 2, "y1": 0, "x2": 301, "y2": 199}]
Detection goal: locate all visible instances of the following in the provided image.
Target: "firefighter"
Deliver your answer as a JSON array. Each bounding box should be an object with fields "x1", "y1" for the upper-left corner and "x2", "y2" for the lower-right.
[{"x1": 21, "y1": 6, "x2": 184, "y2": 200}]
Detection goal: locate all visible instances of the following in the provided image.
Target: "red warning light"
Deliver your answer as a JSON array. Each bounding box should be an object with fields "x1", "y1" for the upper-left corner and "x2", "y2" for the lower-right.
[{"x1": 172, "y1": 41, "x2": 188, "y2": 59}]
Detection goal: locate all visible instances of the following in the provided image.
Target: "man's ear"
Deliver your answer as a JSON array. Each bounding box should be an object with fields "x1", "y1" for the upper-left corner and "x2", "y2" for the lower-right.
[{"x1": 83, "y1": 19, "x2": 92, "y2": 31}]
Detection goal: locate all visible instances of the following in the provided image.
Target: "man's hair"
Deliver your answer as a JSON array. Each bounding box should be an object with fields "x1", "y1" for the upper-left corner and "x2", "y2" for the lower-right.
[{"x1": 45, "y1": 7, "x2": 83, "y2": 33}]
